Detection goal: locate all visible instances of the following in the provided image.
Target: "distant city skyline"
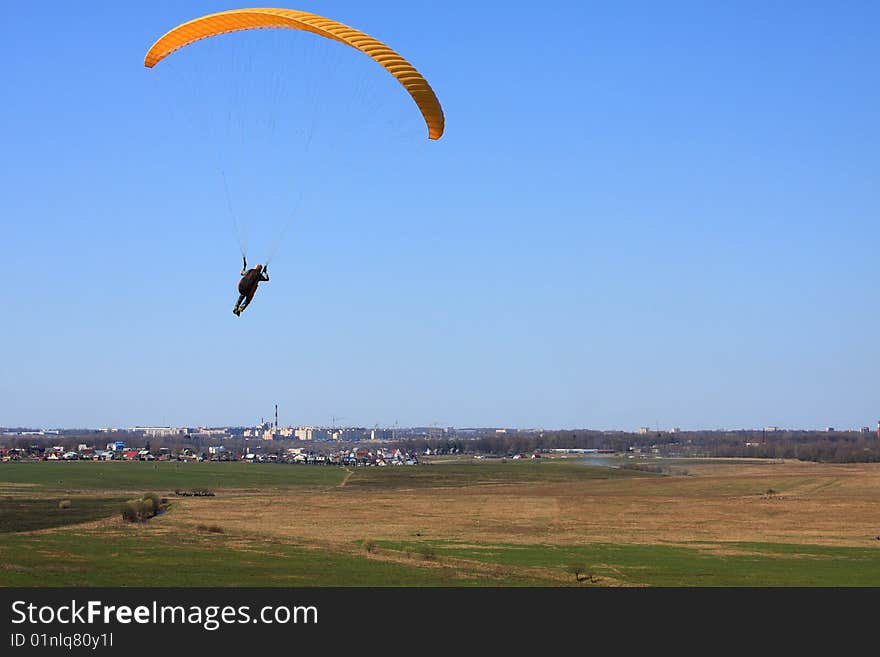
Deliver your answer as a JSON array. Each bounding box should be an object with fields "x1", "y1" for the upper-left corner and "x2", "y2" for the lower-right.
[
  {"x1": 3, "y1": 421, "x2": 878, "y2": 434},
  {"x1": 3, "y1": 1, "x2": 879, "y2": 430}
]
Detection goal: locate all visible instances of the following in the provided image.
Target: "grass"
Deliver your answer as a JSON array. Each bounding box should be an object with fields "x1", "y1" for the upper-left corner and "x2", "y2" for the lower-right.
[
  {"x1": 654, "y1": 458, "x2": 778, "y2": 466},
  {"x1": 0, "y1": 461, "x2": 346, "y2": 492},
  {"x1": 4, "y1": 459, "x2": 880, "y2": 586},
  {"x1": 344, "y1": 460, "x2": 651, "y2": 490},
  {"x1": 0, "y1": 460, "x2": 648, "y2": 495},
  {"x1": 370, "y1": 539, "x2": 880, "y2": 586},
  {"x1": 0, "y1": 496, "x2": 127, "y2": 533},
  {"x1": 0, "y1": 528, "x2": 552, "y2": 587}
]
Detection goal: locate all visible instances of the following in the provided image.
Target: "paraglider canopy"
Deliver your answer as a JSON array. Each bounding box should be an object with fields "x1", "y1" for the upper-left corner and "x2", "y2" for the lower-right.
[{"x1": 144, "y1": 7, "x2": 445, "y2": 140}]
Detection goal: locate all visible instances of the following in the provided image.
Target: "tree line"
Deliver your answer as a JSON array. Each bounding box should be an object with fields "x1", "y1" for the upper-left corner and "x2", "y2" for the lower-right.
[{"x1": 392, "y1": 429, "x2": 880, "y2": 463}]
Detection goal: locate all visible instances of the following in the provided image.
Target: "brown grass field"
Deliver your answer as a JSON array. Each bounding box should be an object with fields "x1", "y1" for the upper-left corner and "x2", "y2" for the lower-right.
[{"x1": 168, "y1": 458, "x2": 880, "y2": 549}]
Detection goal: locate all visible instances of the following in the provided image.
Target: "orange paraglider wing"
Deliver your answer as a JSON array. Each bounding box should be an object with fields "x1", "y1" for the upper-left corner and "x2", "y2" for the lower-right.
[{"x1": 144, "y1": 7, "x2": 445, "y2": 140}]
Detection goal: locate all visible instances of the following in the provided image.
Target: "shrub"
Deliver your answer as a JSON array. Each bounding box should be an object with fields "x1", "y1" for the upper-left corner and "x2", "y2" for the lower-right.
[
  {"x1": 121, "y1": 500, "x2": 142, "y2": 522},
  {"x1": 566, "y1": 564, "x2": 595, "y2": 582},
  {"x1": 416, "y1": 545, "x2": 437, "y2": 561},
  {"x1": 121, "y1": 493, "x2": 168, "y2": 523},
  {"x1": 143, "y1": 492, "x2": 162, "y2": 510}
]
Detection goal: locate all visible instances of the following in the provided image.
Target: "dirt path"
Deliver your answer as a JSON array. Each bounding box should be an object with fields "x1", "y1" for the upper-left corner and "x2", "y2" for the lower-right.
[{"x1": 337, "y1": 467, "x2": 354, "y2": 488}]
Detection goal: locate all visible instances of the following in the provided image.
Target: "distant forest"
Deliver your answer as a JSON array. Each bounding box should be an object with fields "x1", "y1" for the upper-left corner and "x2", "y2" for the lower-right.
[{"x1": 392, "y1": 429, "x2": 880, "y2": 464}]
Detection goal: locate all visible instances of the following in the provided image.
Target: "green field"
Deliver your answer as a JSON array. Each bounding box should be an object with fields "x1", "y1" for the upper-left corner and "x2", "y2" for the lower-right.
[
  {"x1": 343, "y1": 459, "x2": 647, "y2": 489},
  {"x1": 0, "y1": 461, "x2": 346, "y2": 492},
  {"x1": 0, "y1": 496, "x2": 128, "y2": 533},
  {"x1": 0, "y1": 459, "x2": 645, "y2": 493},
  {"x1": 369, "y1": 539, "x2": 880, "y2": 586},
  {"x1": 0, "y1": 528, "x2": 549, "y2": 587}
]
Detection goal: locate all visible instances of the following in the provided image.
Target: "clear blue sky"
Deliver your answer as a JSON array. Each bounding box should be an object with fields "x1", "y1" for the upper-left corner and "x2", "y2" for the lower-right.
[{"x1": 2, "y1": 1, "x2": 878, "y2": 430}]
